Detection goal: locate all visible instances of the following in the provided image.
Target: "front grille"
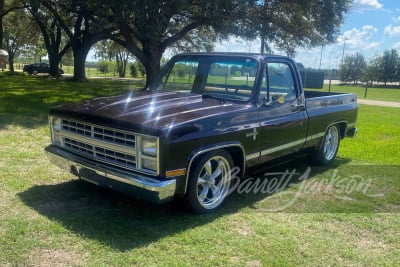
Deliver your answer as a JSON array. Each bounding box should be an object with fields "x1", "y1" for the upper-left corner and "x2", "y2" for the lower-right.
[
  {"x1": 59, "y1": 119, "x2": 137, "y2": 171},
  {"x1": 62, "y1": 119, "x2": 136, "y2": 147}
]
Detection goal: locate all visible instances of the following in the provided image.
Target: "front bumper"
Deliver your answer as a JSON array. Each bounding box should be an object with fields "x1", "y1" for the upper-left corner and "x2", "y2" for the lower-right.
[{"x1": 44, "y1": 145, "x2": 176, "y2": 203}]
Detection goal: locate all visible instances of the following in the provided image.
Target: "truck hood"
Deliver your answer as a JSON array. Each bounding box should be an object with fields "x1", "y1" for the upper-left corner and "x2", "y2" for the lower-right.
[{"x1": 50, "y1": 91, "x2": 250, "y2": 132}]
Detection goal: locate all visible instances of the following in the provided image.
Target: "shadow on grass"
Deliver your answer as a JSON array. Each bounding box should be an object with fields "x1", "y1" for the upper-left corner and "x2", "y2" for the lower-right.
[
  {"x1": 18, "y1": 157, "x2": 353, "y2": 251},
  {"x1": 0, "y1": 74, "x2": 143, "y2": 129}
]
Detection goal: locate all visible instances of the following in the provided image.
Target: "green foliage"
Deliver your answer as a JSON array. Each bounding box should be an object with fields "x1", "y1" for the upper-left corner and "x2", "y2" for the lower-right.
[
  {"x1": 339, "y1": 49, "x2": 400, "y2": 86},
  {"x1": 109, "y1": 0, "x2": 351, "y2": 86},
  {"x1": 96, "y1": 61, "x2": 119, "y2": 76},
  {"x1": 378, "y1": 49, "x2": 399, "y2": 84},
  {"x1": 246, "y1": 1, "x2": 352, "y2": 55},
  {"x1": 129, "y1": 63, "x2": 137, "y2": 77},
  {"x1": 339, "y1": 53, "x2": 366, "y2": 84},
  {"x1": 2, "y1": 8, "x2": 39, "y2": 71}
]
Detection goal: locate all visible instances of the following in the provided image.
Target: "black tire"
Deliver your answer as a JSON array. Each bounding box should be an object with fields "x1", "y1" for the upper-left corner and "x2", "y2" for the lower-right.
[
  {"x1": 186, "y1": 150, "x2": 234, "y2": 213},
  {"x1": 32, "y1": 69, "x2": 38, "y2": 75},
  {"x1": 311, "y1": 125, "x2": 341, "y2": 165}
]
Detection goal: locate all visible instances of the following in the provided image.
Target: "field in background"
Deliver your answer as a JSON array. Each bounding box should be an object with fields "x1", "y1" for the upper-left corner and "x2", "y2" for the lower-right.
[
  {"x1": 316, "y1": 84, "x2": 400, "y2": 102},
  {"x1": 8, "y1": 64, "x2": 400, "y2": 102},
  {"x1": 0, "y1": 74, "x2": 399, "y2": 266}
]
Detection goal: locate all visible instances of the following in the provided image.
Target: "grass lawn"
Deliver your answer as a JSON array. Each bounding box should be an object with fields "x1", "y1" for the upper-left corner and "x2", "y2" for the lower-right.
[
  {"x1": 0, "y1": 74, "x2": 399, "y2": 266},
  {"x1": 310, "y1": 84, "x2": 400, "y2": 103}
]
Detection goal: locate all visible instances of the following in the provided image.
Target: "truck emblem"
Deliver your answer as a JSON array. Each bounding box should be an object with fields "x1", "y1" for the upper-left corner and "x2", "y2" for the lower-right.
[{"x1": 246, "y1": 128, "x2": 258, "y2": 141}]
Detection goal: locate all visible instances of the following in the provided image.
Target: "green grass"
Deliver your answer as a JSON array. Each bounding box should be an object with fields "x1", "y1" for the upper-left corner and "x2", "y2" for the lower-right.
[
  {"x1": 0, "y1": 74, "x2": 399, "y2": 266},
  {"x1": 309, "y1": 84, "x2": 400, "y2": 102}
]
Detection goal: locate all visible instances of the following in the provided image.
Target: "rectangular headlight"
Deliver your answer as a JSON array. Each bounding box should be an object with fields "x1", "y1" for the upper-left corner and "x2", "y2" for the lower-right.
[
  {"x1": 49, "y1": 116, "x2": 62, "y2": 144},
  {"x1": 142, "y1": 157, "x2": 157, "y2": 172},
  {"x1": 141, "y1": 137, "x2": 157, "y2": 157},
  {"x1": 50, "y1": 116, "x2": 62, "y2": 131}
]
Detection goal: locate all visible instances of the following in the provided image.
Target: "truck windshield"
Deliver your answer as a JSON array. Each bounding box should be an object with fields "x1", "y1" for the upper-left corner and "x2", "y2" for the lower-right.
[{"x1": 152, "y1": 56, "x2": 259, "y2": 102}]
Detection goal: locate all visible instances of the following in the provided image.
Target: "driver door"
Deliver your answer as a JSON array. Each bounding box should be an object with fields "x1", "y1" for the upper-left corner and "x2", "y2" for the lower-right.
[{"x1": 257, "y1": 59, "x2": 308, "y2": 162}]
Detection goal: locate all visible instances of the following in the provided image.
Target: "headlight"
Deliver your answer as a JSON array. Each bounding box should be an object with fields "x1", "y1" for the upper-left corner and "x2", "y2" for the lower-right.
[
  {"x1": 50, "y1": 116, "x2": 62, "y2": 131},
  {"x1": 141, "y1": 137, "x2": 157, "y2": 157},
  {"x1": 49, "y1": 116, "x2": 62, "y2": 144},
  {"x1": 138, "y1": 136, "x2": 158, "y2": 173},
  {"x1": 141, "y1": 157, "x2": 158, "y2": 171}
]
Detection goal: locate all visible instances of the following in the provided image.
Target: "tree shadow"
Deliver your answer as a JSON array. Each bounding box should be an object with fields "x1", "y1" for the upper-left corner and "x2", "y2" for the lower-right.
[
  {"x1": 18, "y1": 157, "x2": 351, "y2": 251},
  {"x1": 0, "y1": 75, "x2": 142, "y2": 129}
]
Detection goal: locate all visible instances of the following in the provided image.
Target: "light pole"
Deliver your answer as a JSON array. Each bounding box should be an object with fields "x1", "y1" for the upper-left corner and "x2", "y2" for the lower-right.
[
  {"x1": 319, "y1": 44, "x2": 324, "y2": 70},
  {"x1": 341, "y1": 38, "x2": 348, "y2": 65}
]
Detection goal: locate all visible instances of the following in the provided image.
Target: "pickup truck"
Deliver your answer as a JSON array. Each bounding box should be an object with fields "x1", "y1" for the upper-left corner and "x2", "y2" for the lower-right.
[{"x1": 45, "y1": 53, "x2": 358, "y2": 213}]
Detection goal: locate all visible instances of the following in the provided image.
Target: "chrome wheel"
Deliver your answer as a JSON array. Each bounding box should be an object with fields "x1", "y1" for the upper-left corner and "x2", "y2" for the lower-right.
[
  {"x1": 323, "y1": 126, "x2": 339, "y2": 161},
  {"x1": 311, "y1": 124, "x2": 341, "y2": 166},
  {"x1": 186, "y1": 150, "x2": 233, "y2": 213},
  {"x1": 196, "y1": 156, "x2": 231, "y2": 209}
]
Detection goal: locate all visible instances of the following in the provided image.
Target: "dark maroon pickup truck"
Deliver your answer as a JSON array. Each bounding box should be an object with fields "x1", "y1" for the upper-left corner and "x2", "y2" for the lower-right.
[{"x1": 45, "y1": 53, "x2": 358, "y2": 213}]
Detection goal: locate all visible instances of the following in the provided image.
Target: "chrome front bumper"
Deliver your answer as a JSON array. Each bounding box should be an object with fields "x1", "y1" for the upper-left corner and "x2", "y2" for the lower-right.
[{"x1": 44, "y1": 145, "x2": 176, "y2": 203}]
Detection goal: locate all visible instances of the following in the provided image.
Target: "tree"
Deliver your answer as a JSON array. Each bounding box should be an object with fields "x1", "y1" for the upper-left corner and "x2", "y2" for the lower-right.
[
  {"x1": 0, "y1": 0, "x2": 24, "y2": 48},
  {"x1": 377, "y1": 49, "x2": 399, "y2": 85},
  {"x1": 108, "y1": 0, "x2": 252, "y2": 88},
  {"x1": 94, "y1": 40, "x2": 131, "y2": 78},
  {"x1": 249, "y1": 1, "x2": 351, "y2": 56},
  {"x1": 33, "y1": 0, "x2": 116, "y2": 81},
  {"x1": 27, "y1": 1, "x2": 71, "y2": 76},
  {"x1": 361, "y1": 56, "x2": 379, "y2": 85},
  {"x1": 339, "y1": 53, "x2": 366, "y2": 84},
  {"x1": 3, "y1": 8, "x2": 39, "y2": 71},
  {"x1": 108, "y1": 0, "x2": 351, "y2": 88}
]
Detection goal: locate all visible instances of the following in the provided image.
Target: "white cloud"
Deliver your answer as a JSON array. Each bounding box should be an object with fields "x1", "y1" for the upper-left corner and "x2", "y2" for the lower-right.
[
  {"x1": 338, "y1": 25, "x2": 380, "y2": 50},
  {"x1": 384, "y1": 25, "x2": 400, "y2": 37},
  {"x1": 351, "y1": 0, "x2": 383, "y2": 12},
  {"x1": 394, "y1": 42, "x2": 400, "y2": 50}
]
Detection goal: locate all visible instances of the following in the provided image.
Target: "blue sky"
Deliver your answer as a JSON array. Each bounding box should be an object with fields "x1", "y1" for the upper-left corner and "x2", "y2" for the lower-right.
[{"x1": 214, "y1": 0, "x2": 400, "y2": 69}]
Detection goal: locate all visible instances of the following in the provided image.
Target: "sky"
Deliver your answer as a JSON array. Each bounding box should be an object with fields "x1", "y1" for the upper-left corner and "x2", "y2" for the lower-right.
[{"x1": 213, "y1": 0, "x2": 400, "y2": 69}]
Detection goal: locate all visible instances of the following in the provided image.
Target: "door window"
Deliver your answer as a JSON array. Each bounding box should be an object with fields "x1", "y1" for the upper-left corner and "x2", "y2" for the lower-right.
[{"x1": 260, "y1": 62, "x2": 296, "y2": 103}]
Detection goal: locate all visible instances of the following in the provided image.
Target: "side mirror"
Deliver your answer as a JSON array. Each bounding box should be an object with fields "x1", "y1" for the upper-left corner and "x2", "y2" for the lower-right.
[
  {"x1": 273, "y1": 95, "x2": 285, "y2": 104},
  {"x1": 260, "y1": 95, "x2": 285, "y2": 107}
]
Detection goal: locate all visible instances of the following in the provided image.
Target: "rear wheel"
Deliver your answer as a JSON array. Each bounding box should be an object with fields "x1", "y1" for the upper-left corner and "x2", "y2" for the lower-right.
[
  {"x1": 311, "y1": 125, "x2": 340, "y2": 165},
  {"x1": 186, "y1": 150, "x2": 233, "y2": 213},
  {"x1": 32, "y1": 69, "x2": 38, "y2": 75}
]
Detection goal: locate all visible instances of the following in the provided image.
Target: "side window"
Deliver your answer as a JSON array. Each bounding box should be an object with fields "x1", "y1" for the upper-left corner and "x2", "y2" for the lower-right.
[{"x1": 260, "y1": 62, "x2": 297, "y2": 103}]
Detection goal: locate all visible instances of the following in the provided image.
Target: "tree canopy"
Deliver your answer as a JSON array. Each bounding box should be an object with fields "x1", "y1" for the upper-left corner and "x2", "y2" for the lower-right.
[
  {"x1": 108, "y1": 0, "x2": 351, "y2": 87},
  {"x1": 3, "y1": 0, "x2": 351, "y2": 84}
]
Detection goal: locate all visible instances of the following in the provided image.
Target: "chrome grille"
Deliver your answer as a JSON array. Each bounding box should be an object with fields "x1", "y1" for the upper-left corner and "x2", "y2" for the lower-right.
[
  {"x1": 60, "y1": 119, "x2": 137, "y2": 171},
  {"x1": 61, "y1": 119, "x2": 136, "y2": 147}
]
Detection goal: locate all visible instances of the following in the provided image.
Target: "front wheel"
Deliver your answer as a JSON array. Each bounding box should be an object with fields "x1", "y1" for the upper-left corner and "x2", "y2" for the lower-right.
[
  {"x1": 311, "y1": 125, "x2": 341, "y2": 165},
  {"x1": 186, "y1": 150, "x2": 234, "y2": 213}
]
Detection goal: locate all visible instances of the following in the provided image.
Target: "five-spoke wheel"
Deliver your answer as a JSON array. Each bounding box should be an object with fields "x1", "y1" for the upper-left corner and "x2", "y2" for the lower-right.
[
  {"x1": 311, "y1": 125, "x2": 341, "y2": 165},
  {"x1": 186, "y1": 150, "x2": 233, "y2": 213}
]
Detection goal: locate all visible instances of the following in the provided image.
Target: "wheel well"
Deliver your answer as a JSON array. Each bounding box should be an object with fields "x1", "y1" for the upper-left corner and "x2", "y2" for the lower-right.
[
  {"x1": 184, "y1": 145, "x2": 245, "y2": 194},
  {"x1": 222, "y1": 146, "x2": 245, "y2": 177},
  {"x1": 337, "y1": 122, "x2": 347, "y2": 139}
]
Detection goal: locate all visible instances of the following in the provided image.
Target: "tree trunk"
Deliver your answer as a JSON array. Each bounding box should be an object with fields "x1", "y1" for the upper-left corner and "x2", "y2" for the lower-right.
[
  {"x1": 8, "y1": 52, "x2": 14, "y2": 72},
  {"x1": 142, "y1": 51, "x2": 162, "y2": 89},
  {"x1": 72, "y1": 45, "x2": 90, "y2": 82},
  {"x1": 0, "y1": 18, "x2": 3, "y2": 48},
  {"x1": 48, "y1": 51, "x2": 62, "y2": 77},
  {"x1": 0, "y1": 0, "x2": 3, "y2": 48}
]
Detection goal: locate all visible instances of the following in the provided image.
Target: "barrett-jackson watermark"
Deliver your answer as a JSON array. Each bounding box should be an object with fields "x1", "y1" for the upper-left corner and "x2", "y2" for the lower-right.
[{"x1": 226, "y1": 166, "x2": 384, "y2": 211}]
